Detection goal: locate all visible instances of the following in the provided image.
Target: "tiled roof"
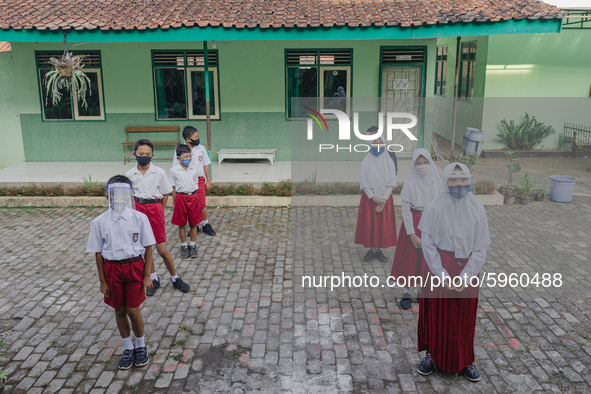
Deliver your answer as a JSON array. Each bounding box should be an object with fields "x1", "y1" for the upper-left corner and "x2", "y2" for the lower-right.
[
  {"x1": 0, "y1": 41, "x2": 10, "y2": 52},
  {"x1": 0, "y1": 0, "x2": 566, "y2": 31}
]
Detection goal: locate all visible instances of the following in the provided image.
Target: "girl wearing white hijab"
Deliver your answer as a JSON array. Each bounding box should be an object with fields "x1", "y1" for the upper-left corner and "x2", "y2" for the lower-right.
[
  {"x1": 354, "y1": 127, "x2": 398, "y2": 263},
  {"x1": 416, "y1": 162, "x2": 490, "y2": 382},
  {"x1": 390, "y1": 148, "x2": 442, "y2": 310}
]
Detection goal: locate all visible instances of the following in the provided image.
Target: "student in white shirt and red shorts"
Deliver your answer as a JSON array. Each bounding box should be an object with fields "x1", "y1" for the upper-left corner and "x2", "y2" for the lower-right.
[
  {"x1": 125, "y1": 139, "x2": 191, "y2": 295},
  {"x1": 170, "y1": 144, "x2": 203, "y2": 259}
]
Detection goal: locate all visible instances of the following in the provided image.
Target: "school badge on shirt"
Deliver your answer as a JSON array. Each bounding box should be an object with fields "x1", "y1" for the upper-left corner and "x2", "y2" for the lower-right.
[{"x1": 133, "y1": 233, "x2": 139, "y2": 242}]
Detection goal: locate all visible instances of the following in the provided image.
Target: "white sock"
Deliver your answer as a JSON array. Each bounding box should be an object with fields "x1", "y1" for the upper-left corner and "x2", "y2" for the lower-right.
[
  {"x1": 171, "y1": 275, "x2": 179, "y2": 282},
  {"x1": 135, "y1": 336, "x2": 145, "y2": 348},
  {"x1": 190, "y1": 241, "x2": 196, "y2": 246},
  {"x1": 150, "y1": 273, "x2": 158, "y2": 281},
  {"x1": 181, "y1": 242, "x2": 187, "y2": 247},
  {"x1": 203, "y1": 219, "x2": 209, "y2": 225},
  {"x1": 122, "y1": 336, "x2": 134, "y2": 350}
]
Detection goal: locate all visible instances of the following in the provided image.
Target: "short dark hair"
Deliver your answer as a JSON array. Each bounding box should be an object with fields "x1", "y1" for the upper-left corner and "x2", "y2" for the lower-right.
[
  {"x1": 134, "y1": 139, "x2": 153, "y2": 152},
  {"x1": 176, "y1": 144, "x2": 191, "y2": 157},
  {"x1": 367, "y1": 126, "x2": 380, "y2": 134},
  {"x1": 105, "y1": 175, "x2": 132, "y2": 198},
  {"x1": 182, "y1": 126, "x2": 198, "y2": 141}
]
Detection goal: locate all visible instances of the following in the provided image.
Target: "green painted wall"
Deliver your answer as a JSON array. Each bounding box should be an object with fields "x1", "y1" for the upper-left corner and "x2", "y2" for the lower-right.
[
  {"x1": 11, "y1": 39, "x2": 438, "y2": 162},
  {"x1": 0, "y1": 50, "x2": 25, "y2": 168},
  {"x1": 481, "y1": 30, "x2": 591, "y2": 150}
]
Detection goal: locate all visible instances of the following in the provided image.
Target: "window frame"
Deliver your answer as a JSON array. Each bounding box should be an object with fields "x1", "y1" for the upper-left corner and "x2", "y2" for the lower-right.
[
  {"x1": 35, "y1": 50, "x2": 105, "y2": 122},
  {"x1": 284, "y1": 49, "x2": 353, "y2": 119},
  {"x1": 458, "y1": 42, "x2": 477, "y2": 101},
  {"x1": 151, "y1": 50, "x2": 221, "y2": 121},
  {"x1": 434, "y1": 45, "x2": 448, "y2": 96}
]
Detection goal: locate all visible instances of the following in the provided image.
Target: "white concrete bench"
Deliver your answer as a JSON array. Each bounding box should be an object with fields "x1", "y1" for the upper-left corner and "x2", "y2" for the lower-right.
[{"x1": 217, "y1": 149, "x2": 276, "y2": 166}]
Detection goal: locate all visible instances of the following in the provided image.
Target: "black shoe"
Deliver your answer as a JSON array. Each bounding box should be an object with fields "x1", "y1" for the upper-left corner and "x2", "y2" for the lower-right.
[
  {"x1": 134, "y1": 346, "x2": 149, "y2": 367},
  {"x1": 375, "y1": 250, "x2": 388, "y2": 263},
  {"x1": 172, "y1": 277, "x2": 190, "y2": 293},
  {"x1": 196, "y1": 225, "x2": 200, "y2": 233},
  {"x1": 189, "y1": 245, "x2": 198, "y2": 258},
  {"x1": 180, "y1": 245, "x2": 190, "y2": 259},
  {"x1": 363, "y1": 250, "x2": 375, "y2": 262},
  {"x1": 417, "y1": 352, "x2": 435, "y2": 376},
  {"x1": 118, "y1": 348, "x2": 135, "y2": 370},
  {"x1": 462, "y1": 364, "x2": 481, "y2": 382},
  {"x1": 203, "y1": 223, "x2": 216, "y2": 236},
  {"x1": 146, "y1": 279, "x2": 160, "y2": 297},
  {"x1": 400, "y1": 295, "x2": 412, "y2": 310}
]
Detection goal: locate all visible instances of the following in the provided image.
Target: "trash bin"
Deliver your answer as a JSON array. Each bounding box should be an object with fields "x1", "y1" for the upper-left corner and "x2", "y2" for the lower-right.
[
  {"x1": 465, "y1": 129, "x2": 485, "y2": 158},
  {"x1": 550, "y1": 175, "x2": 577, "y2": 203},
  {"x1": 462, "y1": 127, "x2": 479, "y2": 155}
]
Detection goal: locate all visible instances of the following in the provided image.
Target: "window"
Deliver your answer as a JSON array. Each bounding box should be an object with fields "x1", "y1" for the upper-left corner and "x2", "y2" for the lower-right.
[
  {"x1": 435, "y1": 45, "x2": 447, "y2": 96},
  {"x1": 152, "y1": 50, "x2": 219, "y2": 120},
  {"x1": 458, "y1": 42, "x2": 477, "y2": 100},
  {"x1": 286, "y1": 49, "x2": 351, "y2": 118},
  {"x1": 36, "y1": 51, "x2": 104, "y2": 121}
]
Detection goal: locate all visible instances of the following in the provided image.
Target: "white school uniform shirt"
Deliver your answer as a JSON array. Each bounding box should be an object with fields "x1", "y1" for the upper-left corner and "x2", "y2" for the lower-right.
[
  {"x1": 170, "y1": 165, "x2": 200, "y2": 194},
  {"x1": 125, "y1": 163, "x2": 173, "y2": 199},
  {"x1": 171, "y1": 144, "x2": 211, "y2": 178},
  {"x1": 360, "y1": 148, "x2": 397, "y2": 200},
  {"x1": 86, "y1": 207, "x2": 156, "y2": 261}
]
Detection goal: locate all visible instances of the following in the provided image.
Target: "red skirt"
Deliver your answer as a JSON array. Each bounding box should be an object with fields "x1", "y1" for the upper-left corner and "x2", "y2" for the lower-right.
[
  {"x1": 354, "y1": 193, "x2": 397, "y2": 249},
  {"x1": 390, "y1": 210, "x2": 424, "y2": 285},
  {"x1": 417, "y1": 249, "x2": 479, "y2": 374}
]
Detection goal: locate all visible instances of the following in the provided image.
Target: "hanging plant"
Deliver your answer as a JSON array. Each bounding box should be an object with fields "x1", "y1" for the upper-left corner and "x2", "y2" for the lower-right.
[{"x1": 43, "y1": 32, "x2": 92, "y2": 108}]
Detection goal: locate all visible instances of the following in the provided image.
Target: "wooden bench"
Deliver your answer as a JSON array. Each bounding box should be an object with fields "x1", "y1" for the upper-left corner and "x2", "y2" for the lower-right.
[
  {"x1": 122, "y1": 126, "x2": 180, "y2": 164},
  {"x1": 217, "y1": 149, "x2": 276, "y2": 166}
]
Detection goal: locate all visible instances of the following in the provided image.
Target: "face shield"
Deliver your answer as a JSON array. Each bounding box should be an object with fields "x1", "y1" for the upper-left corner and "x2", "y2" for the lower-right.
[
  {"x1": 442, "y1": 162, "x2": 474, "y2": 199},
  {"x1": 105, "y1": 183, "x2": 134, "y2": 216}
]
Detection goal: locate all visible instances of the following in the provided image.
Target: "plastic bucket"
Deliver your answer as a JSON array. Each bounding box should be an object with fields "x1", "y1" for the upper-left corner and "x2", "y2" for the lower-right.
[
  {"x1": 462, "y1": 127, "x2": 478, "y2": 155},
  {"x1": 550, "y1": 175, "x2": 576, "y2": 203},
  {"x1": 465, "y1": 129, "x2": 485, "y2": 158}
]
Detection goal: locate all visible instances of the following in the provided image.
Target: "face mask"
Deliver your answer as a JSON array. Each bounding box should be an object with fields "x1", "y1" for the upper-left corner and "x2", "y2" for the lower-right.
[
  {"x1": 189, "y1": 138, "x2": 200, "y2": 146},
  {"x1": 135, "y1": 155, "x2": 152, "y2": 167},
  {"x1": 448, "y1": 185, "x2": 471, "y2": 199},
  {"x1": 416, "y1": 164, "x2": 430, "y2": 176},
  {"x1": 112, "y1": 200, "x2": 127, "y2": 215},
  {"x1": 181, "y1": 159, "x2": 192, "y2": 167},
  {"x1": 370, "y1": 145, "x2": 385, "y2": 157}
]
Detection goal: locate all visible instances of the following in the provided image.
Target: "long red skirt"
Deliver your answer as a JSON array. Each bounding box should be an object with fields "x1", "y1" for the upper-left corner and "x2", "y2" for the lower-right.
[
  {"x1": 390, "y1": 210, "x2": 424, "y2": 286},
  {"x1": 354, "y1": 193, "x2": 397, "y2": 249},
  {"x1": 417, "y1": 249, "x2": 479, "y2": 373}
]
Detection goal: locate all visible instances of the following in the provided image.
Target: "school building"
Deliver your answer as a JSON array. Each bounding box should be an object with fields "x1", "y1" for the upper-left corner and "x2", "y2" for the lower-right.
[{"x1": 1, "y1": 0, "x2": 587, "y2": 170}]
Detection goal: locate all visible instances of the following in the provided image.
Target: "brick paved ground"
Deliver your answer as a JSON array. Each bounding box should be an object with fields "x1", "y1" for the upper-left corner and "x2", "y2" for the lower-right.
[{"x1": 1, "y1": 189, "x2": 590, "y2": 392}]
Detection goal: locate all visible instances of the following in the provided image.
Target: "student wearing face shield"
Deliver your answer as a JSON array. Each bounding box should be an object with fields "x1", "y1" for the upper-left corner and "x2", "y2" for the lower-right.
[
  {"x1": 415, "y1": 163, "x2": 490, "y2": 382},
  {"x1": 86, "y1": 175, "x2": 156, "y2": 370},
  {"x1": 355, "y1": 126, "x2": 398, "y2": 264},
  {"x1": 390, "y1": 149, "x2": 443, "y2": 310}
]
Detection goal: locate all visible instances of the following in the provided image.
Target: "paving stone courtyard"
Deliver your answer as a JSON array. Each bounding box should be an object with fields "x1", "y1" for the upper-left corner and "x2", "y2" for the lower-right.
[{"x1": 1, "y1": 180, "x2": 591, "y2": 393}]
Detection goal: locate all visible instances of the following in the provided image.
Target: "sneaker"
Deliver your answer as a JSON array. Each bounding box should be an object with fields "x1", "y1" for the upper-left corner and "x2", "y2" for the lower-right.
[
  {"x1": 146, "y1": 279, "x2": 160, "y2": 297},
  {"x1": 134, "y1": 346, "x2": 149, "y2": 367},
  {"x1": 203, "y1": 223, "x2": 216, "y2": 236},
  {"x1": 462, "y1": 364, "x2": 481, "y2": 382},
  {"x1": 189, "y1": 245, "x2": 198, "y2": 258},
  {"x1": 172, "y1": 277, "x2": 190, "y2": 293},
  {"x1": 118, "y1": 348, "x2": 135, "y2": 370},
  {"x1": 417, "y1": 352, "x2": 435, "y2": 376},
  {"x1": 180, "y1": 245, "x2": 190, "y2": 259},
  {"x1": 375, "y1": 250, "x2": 388, "y2": 263},
  {"x1": 400, "y1": 295, "x2": 412, "y2": 310},
  {"x1": 363, "y1": 250, "x2": 375, "y2": 262}
]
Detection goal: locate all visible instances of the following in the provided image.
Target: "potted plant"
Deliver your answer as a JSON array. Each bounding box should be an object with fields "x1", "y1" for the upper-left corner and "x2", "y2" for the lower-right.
[
  {"x1": 519, "y1": 171, "x2": 535, "y2": 205},
  {"x1": 501, "y1": 150, "x2": 521, "y2": 204},
  {"x1": 43, "y1": 34, "x2": 91, "y2": 108},
  {"x1": 533, "y1": 188, "x2": 547, "y2": 201},
  {"x1": 501, "y1": 186, "x2": 518, "y2": 205},
  {"x1": 0, "y1": 368, "x2": 7, "y2": 393}
]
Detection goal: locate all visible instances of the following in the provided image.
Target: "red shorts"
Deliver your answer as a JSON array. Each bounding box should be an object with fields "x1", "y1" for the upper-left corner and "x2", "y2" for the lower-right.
[
  {"x1": 135, "y1": 202, "x2": 166, "y2": 244},
  {"x1": 197, "y1": 177, "x2": 206, "y2": 208},
  {"x1": 103, "y1": 258, "x2": 146, "y2": 309},
  {"x1": 172, "y1": 192, "x2": 203, "y2": 226}
]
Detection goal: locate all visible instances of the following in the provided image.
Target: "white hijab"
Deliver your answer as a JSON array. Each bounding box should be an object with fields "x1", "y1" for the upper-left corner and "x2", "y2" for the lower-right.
[
  {"x1": 360, "y1": 143, "x2": 397, "y2": 198},
  {"x1": 400, "y1": 148, "x2": 442, "y2": 208},
  {"x1": 418, "y1": 162, "x2": 490, "y2": 259}
]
